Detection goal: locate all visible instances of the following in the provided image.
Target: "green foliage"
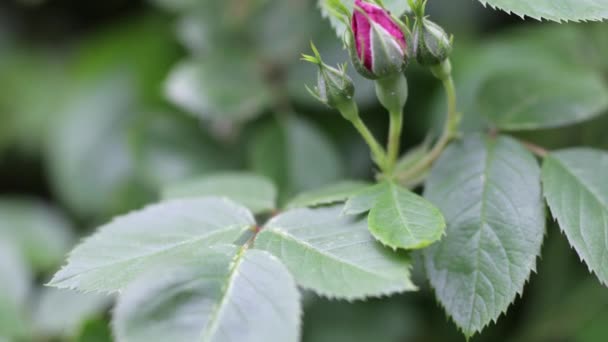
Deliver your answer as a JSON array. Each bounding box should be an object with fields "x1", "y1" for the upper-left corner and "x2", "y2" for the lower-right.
[
  {"x1": 165, "y1": 56, "x2": 271, "y2": 122},
  {"x1": 5, "y1": 0, "x2": 608, "y2": 340},
  {"x1": 286, "y1": 180, "x2": 370, "y2": 209},
  {"x1": 343, "y1": 182, "x2": 391, "y2": 215},
  {"x1": 303, "y1": 296, "x2": 419, "y2": 342},
  {"x1": 255, "y1": 205, "x2": 416, "y2": 299},
  {"x1": 478, "y1": 67, "x2": 608, "y2": 130},
  {"x1": 542, "y1": 149, "x2": 608, "y2": 285},
  {"x1": 250, "y1": 116, "x2": 343, "y2": 199},
  {"x1": 32, "y1": 288, "x2": 109, "y2": 339},
  {"x1": 0, "y1": 199, "x2": 73, "y2": 272},
  {"x1": 423, "y1": 135, "x2": 545, "y2": 336},
  {"x1": 113, "y1": 247, "x2": 300, "y2": 342},
  {"x1": 368, "y1": 182, "x2": 445, "y2": 250},
  {"x1": 163, "y1": 172, "x2": 278, "y2": 214},
  {"x1": 0, "y1": 243, "x2": 30, "y2": 340},
  {"x1": 479, "y1": 0, "x2": 608, "y2": 21},
  {"x1": 49, "y1": 198, "x2": 254, "y2": 292}
]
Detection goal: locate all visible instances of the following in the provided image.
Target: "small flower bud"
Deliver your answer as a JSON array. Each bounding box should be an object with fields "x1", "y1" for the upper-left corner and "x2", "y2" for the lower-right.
[
  {"x1": 303, "y1": 43, "x2": 355, "y2": 114},
  {"x1": 349, "y1": 0, "x2": 408, "y2": 80},
  {"x1": 412, "y1": 17, "x2": 452, "y2": 67}
]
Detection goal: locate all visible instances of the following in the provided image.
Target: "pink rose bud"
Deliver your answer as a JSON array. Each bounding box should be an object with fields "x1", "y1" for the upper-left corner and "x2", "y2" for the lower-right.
[{"x1": 349, "y1": 0, "x2": 408, "y2": 79}]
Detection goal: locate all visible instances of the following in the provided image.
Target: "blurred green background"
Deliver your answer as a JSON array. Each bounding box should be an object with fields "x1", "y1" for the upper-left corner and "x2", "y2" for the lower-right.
[{"x1": 1, "y1": 0, "x2": 607, "y2": 341}]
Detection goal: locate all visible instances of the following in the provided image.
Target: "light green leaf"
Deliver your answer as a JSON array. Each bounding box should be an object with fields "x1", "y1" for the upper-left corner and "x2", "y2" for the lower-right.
[
  {"x1": 33, "y1": 288, "x2": 109, "y2": 338},
  {"x1": 478, "y1": 0, "x2": 608, "y2": 22},
  {"x1": 163, "y1": 172, "x2": 277, "y2": 214},
  {"x1": 423, "y1": 135, "x2": 545, "y2": 337},
  {"x1": 342, "y1": 182, "x2": 390, "y2": 216},
  {"x1": 319, "y1": 0, "x2": 410, "y2": 37},
  {"x1": 255, "y1": 205, "x2": 416, "y2": 299},
  {"x1": 250, "y1": 116, "x2": 343, "y2": 198},
  {"x1": 47, "y1": 74, "x2": 141, "y2": 218},
  {"x1": 0, "y1": 242, "x2": 31, "y2": 340},
  {"x1": 113, "y1": 246, "x2": 300, "y2": 342},
  {"x1": 286, "y1": 181, "x2": 371, "y2": 209},
  {"x1": 165, "y1": 56, "x2": 270, "y2": 122},
  {"x1": 0, "y1": 198, "x2": 74, "y2": 272},
  {"x1": 542, "y1": 149, "x2": 608, "y2": 286},
  {"x1": 49, "y1": 198, "x2": 254, "y2": 292},
  {"x1": 368, "y1": 182, "x2": 445, "y2": 250},
  {"x1": 478, "y1": 67, "x2": 608, "y2": 130}
]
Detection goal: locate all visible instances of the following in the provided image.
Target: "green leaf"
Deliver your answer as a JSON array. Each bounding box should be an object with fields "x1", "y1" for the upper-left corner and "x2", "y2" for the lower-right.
[
  {"x1": 342, "y1": 182, "x2": 390, "y2": 216},
  {"x1": 368, "y1": 182, "x2": 445, "y2": 250},
  {"x1": 49, "y1": 198, "x2": 254, "y2": 292},
  {"x1": 423, "y1": 135, "x2": 545, "y2": 337},
  {"x1": 319, "y1": 0, "x2": 410, "y2": 37},
  {"x1": 478, "y1": 0, "x2": 608, "y2": 22},
  {"x1": 165, "y1": 55, "x2": 270, "y2": 122},
  {"x1": 163, "y1": 172, "x2": 277, "y2": 214},
  {"x1": 430, "y1": 24, "x2": 603, "y2": 134},
  {"x1": 0, "y1": 198, "x2": 74, "y2": 272},
  {"x1": 33, "y1": 288, "x2": 109, "y2": 338},
  {"x1": 250, "y1": 116, "x2": 343, "y2": 198},
  {"x1": 286, "y1": 181, "x2": 371, "y2": 209},
  {"x1": 542, "y1": 149, "x2": 608, "y2": 286},
  {"x1": 46, "y1": 74, "x2": 141, "y2": 218},
  {"x1": 478, "y1": 67, "x2": 608, "y2": 130},
  {"x1": 113, "y1": 246, "x2": 300, "y2": 342},
  {"x1": 0, "y1": 242, "x2": 31, "y2": 340},
  {"x1": 255, "y1": 205, "x2": 416, "y2": 299}
]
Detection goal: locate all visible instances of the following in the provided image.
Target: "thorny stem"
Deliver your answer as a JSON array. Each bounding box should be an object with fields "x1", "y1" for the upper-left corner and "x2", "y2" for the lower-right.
[{"x1": 397, "y1": 61, "x2": 458, "y2": 183}]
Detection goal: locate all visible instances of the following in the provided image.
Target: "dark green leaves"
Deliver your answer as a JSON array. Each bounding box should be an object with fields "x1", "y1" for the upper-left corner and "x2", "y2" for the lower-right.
[
  {"x1": 479, "y1": 67, "x2": 608, "y2": 130},
  {"x1": 424, "y1": 135, "x2": 545, "y2": 337},
  {"x1": 368, "y1": 182, "x2": 446, "y2": 250},
  {"x1": 49, "y1": 198, "x2": 254, "y2": 292},
  {"x1": 113, "y1": 247, "x2": 300, "y2": 342},
  {"x1": 255, "y1": 205, "x2": 416, "y2": 299},
  {"x1": 250, "y1": 116, "x2": 343, "y2": 197},
  {"x1": 542, "y1": 149, "x2": 608, "y2": 285}
]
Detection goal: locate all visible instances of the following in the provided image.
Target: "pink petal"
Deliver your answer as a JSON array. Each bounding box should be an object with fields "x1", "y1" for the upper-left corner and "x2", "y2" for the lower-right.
[{"x1": 351, "y1": 0, "x2": 407, "y2": 71}]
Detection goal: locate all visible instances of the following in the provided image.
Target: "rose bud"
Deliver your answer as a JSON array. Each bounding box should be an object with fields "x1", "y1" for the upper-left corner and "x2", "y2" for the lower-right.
[
  {"x1": 349, "y1": 0, "x2": 409, "y2": 80},
  {"x1": 303, "y1": 43, "x2": 356, "y2": 116},
  {"x1": 412, "y1": 17, "x2": 452, "y2": 67}
]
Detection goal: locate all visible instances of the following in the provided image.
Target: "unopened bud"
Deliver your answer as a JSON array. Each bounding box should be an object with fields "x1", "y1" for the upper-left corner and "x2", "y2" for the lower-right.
[
  {"x1": 303, "y1": 43, "x2": 355, "y2": 114},
  {"x1": 412, "y1": 17, "x2": 452, "y2": 67}
]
